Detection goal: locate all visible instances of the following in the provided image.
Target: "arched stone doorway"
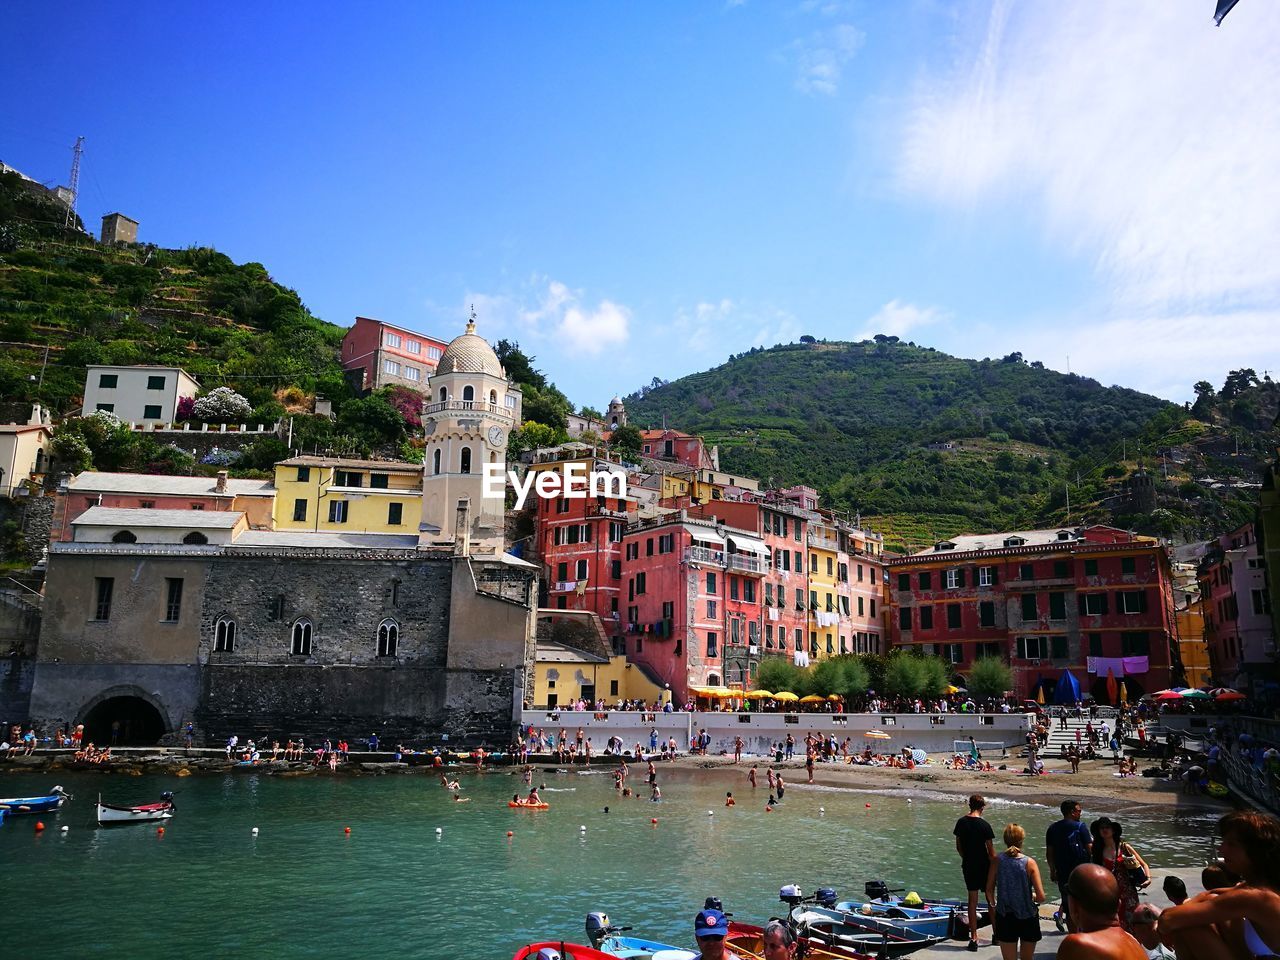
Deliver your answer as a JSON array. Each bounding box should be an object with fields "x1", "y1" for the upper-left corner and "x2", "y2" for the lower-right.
[{"x1": 79, "y1": 690, "x2": 169, "y2": 746}]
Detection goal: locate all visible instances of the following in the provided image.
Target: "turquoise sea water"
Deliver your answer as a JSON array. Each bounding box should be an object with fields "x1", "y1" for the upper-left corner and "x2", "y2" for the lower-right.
[{"x1": 0, "y1": 765, "x2": 1215, "y2": 959}]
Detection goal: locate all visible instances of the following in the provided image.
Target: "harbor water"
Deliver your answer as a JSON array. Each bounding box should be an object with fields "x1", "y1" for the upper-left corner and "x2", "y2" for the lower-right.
[{"x1": 0, "y1": 765, "x2": 1214, "y2": 959}]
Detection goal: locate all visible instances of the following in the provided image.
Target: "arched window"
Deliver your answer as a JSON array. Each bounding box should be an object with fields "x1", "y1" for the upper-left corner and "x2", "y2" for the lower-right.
[
  {"x1": 214, "y1": 618, "x2": 237, "y2": 652},
  {"x1": 438, "y1": 386, "x2": 448, "y2": 402},
  {"x1": 708, "y1": 673, "x2": 721, "y2": 686},
  {"x1": 462, "y1": 384, "x2": 474, "y2": 402},
  {"x1": 432, "y1": 448, "x2": 442, "y2": 475},
  {"x1": 460, "y1": 447, "x2": 472, "y2": 475},
  {"x1": 183, "y1": 531, "x2": 209, "y2": 545},
  {"x1": 291, "y1": 618, "x2": 313, "y2": 656},
  {"x1": 377, "y1": 619, "x2": 399, "y2": 657},
  {"x1": 111, "y1": 530, "x2": 137, "y2": 544}
]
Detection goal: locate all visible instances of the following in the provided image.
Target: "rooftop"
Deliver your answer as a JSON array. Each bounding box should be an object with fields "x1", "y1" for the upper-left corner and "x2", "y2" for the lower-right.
[
  {"x1": 534, "y1": 641, "x2": 610, "y2": 665},
  {"x1": 435, "y1": 319, "x2": 505, "y2": 378},
  {"x1": 231, "y1": 530, "x2": 422, "y2": 549},
  {"x1": 908, "y1": 525, "x2": 1154, "y2": 558},
  {"x1": 278, "y1": 456, "x2": 422, "y2": 472},
  {"x1": 75, "y1": 507, "x2": 245, "y2": 529},
  {"x1": 67, "y1": 471, "x2": 274, "y2": 497}
]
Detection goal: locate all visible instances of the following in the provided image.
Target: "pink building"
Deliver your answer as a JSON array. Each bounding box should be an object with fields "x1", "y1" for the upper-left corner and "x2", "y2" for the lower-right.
[
  {"x1": 1199, "y1": 523, "x2": 1274, "y2": 691},
  {"x1": 620, "y1": 515, "x2": 768, "y2": 701},
  {"x1": 52, "y1": 471, "x2": 275, "y2": 541},
  {"x1": 340, "y1": 316, "x2": 449, "y2": 393}
]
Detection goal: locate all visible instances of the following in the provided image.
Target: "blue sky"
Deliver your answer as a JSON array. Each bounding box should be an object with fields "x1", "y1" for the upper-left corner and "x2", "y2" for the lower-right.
[{"x1": 4, "y1": 2, "x2": 1278, "y2": 410}]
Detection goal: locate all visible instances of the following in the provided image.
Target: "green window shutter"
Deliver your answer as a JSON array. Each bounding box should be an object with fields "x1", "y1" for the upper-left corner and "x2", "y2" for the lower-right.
[
  {"x1": 1101, "y1": 593, "x2": 1109, "y2": 615},
  {"x1": 1139, "y1": 590, "x2": 1149, "y2": 613},
  {"x1": 957, "y1": 569, "x2": 966, "y2": 587},
  {"x1": 1016, "y1": 637, "x2": 1026, "y2": 659},
  {"x1": 1052, "y1": 636, "x2": 1068, "y2": 659}
]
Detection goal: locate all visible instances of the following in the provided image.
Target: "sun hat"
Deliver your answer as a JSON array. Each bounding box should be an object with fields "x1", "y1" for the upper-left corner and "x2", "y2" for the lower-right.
[{"x1": 695, "y1": 909, "x2": 729, "y2": 938}]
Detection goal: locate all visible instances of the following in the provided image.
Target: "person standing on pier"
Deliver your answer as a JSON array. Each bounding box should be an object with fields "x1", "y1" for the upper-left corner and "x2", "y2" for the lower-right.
[
  {"x1": 1047, "y1": 800, "x2": 1094, "y2": 934},
  {"x1": 954, "y1": 794, "x2": 996, "y2": 951}
]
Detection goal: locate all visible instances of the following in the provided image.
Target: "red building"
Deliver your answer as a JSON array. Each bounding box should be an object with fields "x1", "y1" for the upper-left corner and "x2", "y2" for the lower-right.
[
  {"x1": 889, "y1": 525, "x2": 1177, "y2": 700},
  {"x1": 535, "y1": 490, "x2": 635, "y2": 634},
  {"x1": 637, "y1": 429, "x2": 716, "y2": 470},
  {"x1": 1198, "y1": 523, "x2": 1273, "y2": 690},
  {"x1": 340, "y1": 316, "x2": 449, "y2": 393}
]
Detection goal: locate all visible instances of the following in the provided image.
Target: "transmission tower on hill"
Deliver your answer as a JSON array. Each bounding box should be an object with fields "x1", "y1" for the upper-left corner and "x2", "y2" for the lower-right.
[{"x1": 63, "y1": 135, "x2": 84, "y2": 229}]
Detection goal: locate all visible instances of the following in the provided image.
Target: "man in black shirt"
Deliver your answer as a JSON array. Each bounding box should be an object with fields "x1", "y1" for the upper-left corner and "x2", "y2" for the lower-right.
[
  {"x1": 954, "y1": 793, "x2": 996, "y2": 950},
  {"x1": 1046, "y1": 798, "x2": 1094, "y2": 933}
]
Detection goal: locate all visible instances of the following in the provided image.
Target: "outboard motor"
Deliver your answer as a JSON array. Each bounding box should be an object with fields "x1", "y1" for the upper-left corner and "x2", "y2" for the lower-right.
[
  {"x1": 865, "y1": 880, "x2": 890, "y2": 902},
  {"x1": 161, "y1": 791, "x2": 175, "y2": 809},
  {"x1": 815, "y1": 888, "x2": 839, "y2": 909},
  {"x1": 585, "y1": 913, "x2": 610, "y2": 948},
  {"x1": 780, "y1": 885, "x2": 805, "y2": 908},
  {"x1": 704, "y1": 897, "x2": 724, "y2": 913}
]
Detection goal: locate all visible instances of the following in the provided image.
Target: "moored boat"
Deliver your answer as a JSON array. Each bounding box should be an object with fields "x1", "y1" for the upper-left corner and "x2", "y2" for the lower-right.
[
  {"x1": 726, "y1": 920, "x2": 874, "y2": 960},
  {"x1": 512, "y1": 941, "x2": 621, "y2": 960},
  {"x1": 96, "y1": 791, "x2": 175, "y2": 825},
  {"x1": 585, "y1": 912, "x2": 697, "y2": 960},
  {"x1": 837, "y1": 881, "x2": 989, "y2": 939},
  {"x1": 0, "y1": 785, "x2": 71, "y2": 815},
  {"x1": 790, "y1": 907, "x2": 946, "y2": 957}
]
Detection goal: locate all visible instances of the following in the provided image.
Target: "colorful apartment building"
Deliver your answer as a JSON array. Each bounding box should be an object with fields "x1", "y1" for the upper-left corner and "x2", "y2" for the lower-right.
[
  {"x1": 53, "y1": 470, "x2": 275, "y2": 540},
  {"x1": 535, "y1": 488, "x2": 635, "y2": 622},
  {"x1": 340, "y1": 316, "x2": 449, "y2": 393},
  {"x1": 614, "y1": 515, "x2": 768, "y2": 700},
  {"x1": 0, "y1": 405, "x2": 52, "y2": 498},
  {"x1": 1198, "y1": 523, "x2": 1273, "y2": 692},
  {"x1": 272, "y1": 456, "x2": 422, "y2": 533},
  {"x1": 635, "y1": 429, "x2": 716, "y2": 470},
  {"x1": 890, "y1": 525, "x2": 1177, "y2": 700}
]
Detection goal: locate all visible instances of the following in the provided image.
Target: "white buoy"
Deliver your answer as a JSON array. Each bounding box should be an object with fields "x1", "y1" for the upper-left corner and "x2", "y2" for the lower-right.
[
  {"x1": 907, "y1": 799, "x2": 913, "y2": 804},
  {"x1": 61, "y1": 825, "x2": 69, "y2": 833},
  {"x1": 579, "y1": 824, "x2": 587, "y2": 831},
  {"x1": 436, "y1": 827, "x2": 443, "y2": 835},
  {"x1": 252, "y1": 827, "x2": 259, "y2": 835},
  {"x1": 819, "y1": 806, "x2": 825, "y2": 814},
  {"x1": 707, "y1": 809, "x2": 714, "y2": 816}
]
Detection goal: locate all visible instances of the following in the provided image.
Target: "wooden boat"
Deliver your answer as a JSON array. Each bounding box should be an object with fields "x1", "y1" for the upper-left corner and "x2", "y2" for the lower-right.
[
  {"x1": 512, "y1": 941, "x2": 621, "y2": 960},
  {"x1": 97, "y1": 792, "x2": 175, "y2": 825},
  {"x1": 0, "y1": 785, "x2": 71, "y2": 815},
  {"x1": 509, "y1": 800, "x2": 550, "y2": 809},
  {"x1": 726, "y1": 921, "x2": 874, "y2": 960},
  {"x1": 839, "y1": 881, "x2": 989, "y2": 938},
  {"x1": 790, "y1": 907, "x2": 946, "y2": 956}
]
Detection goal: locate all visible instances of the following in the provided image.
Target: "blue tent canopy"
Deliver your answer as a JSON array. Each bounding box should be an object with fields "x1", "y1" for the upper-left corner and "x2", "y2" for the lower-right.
[{"x1": 1054, "y1": 671, "x2": 1082, "y2": 705}]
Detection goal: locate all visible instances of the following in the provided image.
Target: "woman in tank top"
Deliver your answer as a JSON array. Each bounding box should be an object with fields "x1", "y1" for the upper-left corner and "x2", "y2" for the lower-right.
[{"x1": 986, "y1": 823, "x2": 1047, "y2": 960}]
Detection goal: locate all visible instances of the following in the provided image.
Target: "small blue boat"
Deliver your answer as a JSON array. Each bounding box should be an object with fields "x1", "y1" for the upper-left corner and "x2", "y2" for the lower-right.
[
  {"x1": 836, "y1": 881, "x2": 989, "y2": 939},
  {"x1": 586, "y1": 913, "x2": 696, "y2": 960},
  {"x1": 0, "y1": 785, "x2": 71, "y2": 815}
]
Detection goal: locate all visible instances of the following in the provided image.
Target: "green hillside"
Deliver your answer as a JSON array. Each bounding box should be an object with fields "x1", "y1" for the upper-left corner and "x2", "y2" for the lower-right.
[
  {"x1": 625, "y1": 339, "x2": 1278, "y2": 548},
  {"x1": 0, "y1": 170, "x2": 349, "y2": 418}
]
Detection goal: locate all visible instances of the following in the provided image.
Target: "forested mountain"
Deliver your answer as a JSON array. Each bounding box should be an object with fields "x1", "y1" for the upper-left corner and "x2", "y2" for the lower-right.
[{"x1": 624, "y1": 339, "x2": 1278, "y2": 548}]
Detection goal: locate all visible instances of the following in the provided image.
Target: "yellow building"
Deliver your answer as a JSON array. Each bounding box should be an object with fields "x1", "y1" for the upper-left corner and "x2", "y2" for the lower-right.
[
  {"x1": 1176, "y1": 593, "x2": 1212, "y2": 688},
  {"x1": 0, "y1": 405, "x2": 53, "y2": 498},
  {"x1": 272, "y1": 456, "x2": 422, "y2": 533},
  {"x1": 808, "y1": 519, "x2": 841, "y2": 659},
  {"x1": 690, "y1": 467, "x2": 761, "y2": 503},
  {"x1": 531, "y1": 641, "x2": 666, "y2": 708}
]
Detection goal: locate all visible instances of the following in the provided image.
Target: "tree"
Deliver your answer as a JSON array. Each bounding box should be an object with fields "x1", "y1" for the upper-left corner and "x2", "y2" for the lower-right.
[
  {"x1": 508, "y1": 421, "x2": 567, "y2": 455},
  {"x1": 520, "y1": 384, "x2": 570, "y2": 430},
  {"x1": 610, "y1": 424, "x2": 643, "y2": 459},
  {"x1": 495, "y1": 340, "x2": 546, "y2": 389},
  {"x1": 965, "y1": 656, "x2": 1013, "y2": 701},
  {"x1": 193, "y1": 387, "x2": 253, "y2": 423},
  {"x1": 918, "y1": 655, "x2": 950, "y2": 698},
  {"x1": 756, "y1": 657, "x2": 803, "y2": 695},
  {"x1": 884, "y1": 655, "x2": 922, "y2": 697},
  {"x1": 799, "y1": 335, "x2": 816, "y2": 344},
  {"x1": 337, "y1": 394, "x2": 406, "y2": 449}
]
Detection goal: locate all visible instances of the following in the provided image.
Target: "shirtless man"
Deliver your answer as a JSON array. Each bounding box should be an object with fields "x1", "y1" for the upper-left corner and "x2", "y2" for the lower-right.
[{"x1": 1057, "y1": 864, "x2": 1147, "y2": 960}]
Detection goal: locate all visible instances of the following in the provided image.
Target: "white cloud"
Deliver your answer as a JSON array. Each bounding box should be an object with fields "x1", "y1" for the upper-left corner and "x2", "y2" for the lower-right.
[
  {"x1": 464, "y1": 277, "x2": 630, "y2": 358},
  {"x1": 790, "y1": 23, "x2": 864, "y2": 96},
  {"x1": 856, "y1": 299, "x2": 947, "y2": 341},
  {"x1": 894, "y1": 1, "x2": 1280, "y2": 400}
]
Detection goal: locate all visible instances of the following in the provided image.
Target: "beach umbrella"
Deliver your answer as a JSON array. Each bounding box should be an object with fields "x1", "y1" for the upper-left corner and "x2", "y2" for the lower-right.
[
  {"x1": 1215, "y1": 691, "x2": 1246, "y2": 701},
  {"x1": 1181, "y1": 689, "x2": 1210, "y2": 700},
  {"x1": 1209, "y1": 687, "x2": 1240, "y2": 697},
  {"x1": 1036, "y1": 686, "x2": 1045, "y2": 705},
  {"x1": 864, "y1": 730, "x2": 891, "y2": 740},
  {"x1": 773, "y1": 691, "x2": 799, "y2": 702},
  {"x1": 1152, "y1": 689, "x2": 1180, "y2": 697},
  {"x1": 800, "y1": 694, "x2": 826, "y2": 704},
  {"x1": 1155, "y1": 691, "x2": 1184, "y2": 701},
  {"x1": 1118, "y1": 681, "x2": 1129, "y2": 703},
  {"x1": 743, "y1": 690, "x2": 774, "y2": 700},
  {"x1": 1106, "y1": 670, "x2": 1119, "y2": 705},
  {"x1": 828, "y1": 694, "x2": 842, "y2": 701}
]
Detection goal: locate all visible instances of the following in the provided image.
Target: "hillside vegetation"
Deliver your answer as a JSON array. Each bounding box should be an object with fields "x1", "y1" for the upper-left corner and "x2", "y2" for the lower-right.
[{"x1": 625, "y1": 340, "x2": 1278, "y2": 548}]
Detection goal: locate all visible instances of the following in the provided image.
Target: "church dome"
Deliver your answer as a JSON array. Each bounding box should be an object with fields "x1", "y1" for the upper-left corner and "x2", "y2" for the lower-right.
[{"x1": 435, "y1": 317, "x2": 505, "y2": 378}]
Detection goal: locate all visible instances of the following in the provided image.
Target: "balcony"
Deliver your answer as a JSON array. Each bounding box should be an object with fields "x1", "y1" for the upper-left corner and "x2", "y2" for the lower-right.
[
  {"x1": 807, "y1": 532, "x2": 839, "y2": 552},
  {"x1": 424, "y1": 399, "x2": 515, "y2": 423},
  {"x1": 684, "y1": 546, "x2": 767, "y2": 575}
]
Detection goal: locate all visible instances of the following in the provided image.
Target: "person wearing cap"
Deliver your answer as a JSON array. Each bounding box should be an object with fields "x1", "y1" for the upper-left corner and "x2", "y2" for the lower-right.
[{"x1": 694, "y1": 908, "x2": 742, "y2": 960}]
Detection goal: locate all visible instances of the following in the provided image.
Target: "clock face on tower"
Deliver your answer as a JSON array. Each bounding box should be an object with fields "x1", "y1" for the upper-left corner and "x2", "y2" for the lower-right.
[{"x1": 487, "y1": 426, "x2": 505, "y2": 447}]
